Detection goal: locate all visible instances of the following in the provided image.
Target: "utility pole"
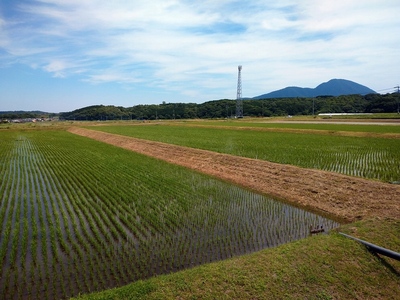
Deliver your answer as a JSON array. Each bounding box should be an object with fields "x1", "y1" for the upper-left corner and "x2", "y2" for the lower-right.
[
  {"x1": 312, "y1": 98, "x2": 315, "y2": 117},
  {"x1": 236, "y1": 65, "x2": 243, "y2": 118},
  {"x1": 395, "y1": 86, "x2": 400, "y2": 114}
]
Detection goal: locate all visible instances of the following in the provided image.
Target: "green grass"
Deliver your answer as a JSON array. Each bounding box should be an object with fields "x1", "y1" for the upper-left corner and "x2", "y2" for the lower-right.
[
  {"x1": 73, "y1": 218, "x2": 400, "y2": 300},
  {"x1": 88, "y1": 124, "x2": 400, "y2": 182}
]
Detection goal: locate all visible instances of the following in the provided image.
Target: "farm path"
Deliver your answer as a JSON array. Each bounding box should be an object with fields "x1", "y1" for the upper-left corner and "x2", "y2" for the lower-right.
[{"x1": 68, "y1": 127, "x2": 400, "y2": 223}]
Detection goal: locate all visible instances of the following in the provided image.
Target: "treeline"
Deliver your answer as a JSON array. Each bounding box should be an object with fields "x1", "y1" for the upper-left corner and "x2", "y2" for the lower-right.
[
  {"x1": 60, "y1": 93, "x2": 399, "y2": 120},
  {"x1": 0, "y1": 111, "x2": 56, "y2": 119}
]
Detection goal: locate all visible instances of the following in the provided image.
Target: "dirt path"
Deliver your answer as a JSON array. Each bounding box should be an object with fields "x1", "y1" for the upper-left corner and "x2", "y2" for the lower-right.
[{"x1": 68, "y1": 127, "x2": 400, "y2": 223}]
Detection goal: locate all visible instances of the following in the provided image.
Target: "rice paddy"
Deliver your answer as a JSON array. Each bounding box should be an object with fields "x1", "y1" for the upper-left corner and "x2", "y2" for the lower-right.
[
  {"x1": 0, "y1": 129, "x2": 339, "y2": 299},
  {"x1": 90, "y1": 124, "x2": 400, "y2": 182}
]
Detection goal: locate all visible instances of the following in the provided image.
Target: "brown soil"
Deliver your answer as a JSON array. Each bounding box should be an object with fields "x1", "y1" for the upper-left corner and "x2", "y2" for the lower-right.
[{"x1": 68, "y1": 127, "x2": 400, "y2": 223}]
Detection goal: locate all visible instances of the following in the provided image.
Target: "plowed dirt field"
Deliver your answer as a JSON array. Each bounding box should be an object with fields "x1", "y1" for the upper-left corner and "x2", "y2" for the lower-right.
[{"x1": 68, "y1": 127, "x2": 400, "y2": 223}]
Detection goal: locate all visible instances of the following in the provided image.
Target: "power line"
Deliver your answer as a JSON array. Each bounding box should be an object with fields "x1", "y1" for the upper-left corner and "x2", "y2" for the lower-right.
[{"x1": 376, "y1": 86, "x2": 398, "y2": 93}]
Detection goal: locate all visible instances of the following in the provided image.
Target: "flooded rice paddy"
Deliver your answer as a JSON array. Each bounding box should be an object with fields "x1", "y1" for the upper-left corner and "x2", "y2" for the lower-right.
[{"x1": 0, "y1": 132, "x2": 339, "y2": 299}]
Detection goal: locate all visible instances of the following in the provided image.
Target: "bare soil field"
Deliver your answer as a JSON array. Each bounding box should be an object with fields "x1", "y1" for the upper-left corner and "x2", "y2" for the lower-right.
[{"x1": 68, "y1": 127, "x2": 400, "y2": 223}]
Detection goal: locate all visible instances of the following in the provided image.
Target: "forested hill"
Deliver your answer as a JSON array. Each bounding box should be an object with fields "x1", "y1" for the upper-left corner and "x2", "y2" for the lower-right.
[
  {"x1": 0, "y1": 111, "x2": 55, "y2": 119},
  {"x1": 59, "y1": 93, "x2": 399, "y2": 120}
]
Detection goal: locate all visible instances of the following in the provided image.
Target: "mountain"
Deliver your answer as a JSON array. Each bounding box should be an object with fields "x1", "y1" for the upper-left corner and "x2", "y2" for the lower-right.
[{"x1": 253, "y1": 79, "x2": 376, "y2": 99}]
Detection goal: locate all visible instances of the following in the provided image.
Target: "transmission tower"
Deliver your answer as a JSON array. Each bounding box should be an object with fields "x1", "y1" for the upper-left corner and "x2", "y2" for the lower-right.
[{"x1": 236, "y1": 65, "x2": 243, "y2": 118}]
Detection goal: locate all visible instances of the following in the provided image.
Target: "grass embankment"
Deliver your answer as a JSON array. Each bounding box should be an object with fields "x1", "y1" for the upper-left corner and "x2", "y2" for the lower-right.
[{"x1": 74, "y1": 218, "x2": 400, "y2": 300}]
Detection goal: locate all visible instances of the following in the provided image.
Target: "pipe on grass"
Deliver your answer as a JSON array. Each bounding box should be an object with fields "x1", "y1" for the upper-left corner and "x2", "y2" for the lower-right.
[{"x1": 339, "y1": 232, "x2": 400, "y2": 261}]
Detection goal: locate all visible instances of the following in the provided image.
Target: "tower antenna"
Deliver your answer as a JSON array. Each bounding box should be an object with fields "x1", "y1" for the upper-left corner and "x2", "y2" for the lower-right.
[{"x1": 236, "y1": 65, "x2": 243, "y2": 118}]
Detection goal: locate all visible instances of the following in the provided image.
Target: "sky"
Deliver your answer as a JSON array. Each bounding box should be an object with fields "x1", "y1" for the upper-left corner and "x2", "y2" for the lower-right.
[{"x1": 0, "y1": 1, "x2": 399, "y2": 112}]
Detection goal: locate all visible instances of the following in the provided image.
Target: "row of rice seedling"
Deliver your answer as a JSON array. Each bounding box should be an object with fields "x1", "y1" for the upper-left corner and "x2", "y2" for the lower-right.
[
  {"x1": 90, "y1": 125, "x2": 400, "y2": 182},
  {"x1": 0, "y1": 130, "x2": 339, "y2": 299}
]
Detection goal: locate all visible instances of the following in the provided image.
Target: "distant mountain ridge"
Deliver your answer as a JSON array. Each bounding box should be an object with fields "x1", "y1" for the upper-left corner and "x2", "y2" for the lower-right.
[{"x1": 253, "y1": 79, "x2": 376, "y2": 99}]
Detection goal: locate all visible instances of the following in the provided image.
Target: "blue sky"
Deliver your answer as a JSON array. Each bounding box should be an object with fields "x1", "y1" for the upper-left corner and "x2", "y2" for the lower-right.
[{"x1": 1, "y1": 0, "x2": 399, "y2": 112}]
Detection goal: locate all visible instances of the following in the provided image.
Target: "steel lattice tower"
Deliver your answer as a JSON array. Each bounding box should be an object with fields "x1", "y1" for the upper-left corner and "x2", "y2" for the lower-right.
[{"x1": 236, "y1": 65, "x2": 243, "y2": 118}]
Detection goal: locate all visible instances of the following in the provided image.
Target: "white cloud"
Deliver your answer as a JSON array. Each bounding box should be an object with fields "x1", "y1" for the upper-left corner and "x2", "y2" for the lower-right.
[{"x1": 43, "y1": 60, "x2": 68, "y2": 77}]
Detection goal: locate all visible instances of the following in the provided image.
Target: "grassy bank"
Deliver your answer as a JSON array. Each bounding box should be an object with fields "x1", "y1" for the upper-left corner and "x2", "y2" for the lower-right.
[{"x1": 74, "y1": 218, "x2": 400, "y2": 299}]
